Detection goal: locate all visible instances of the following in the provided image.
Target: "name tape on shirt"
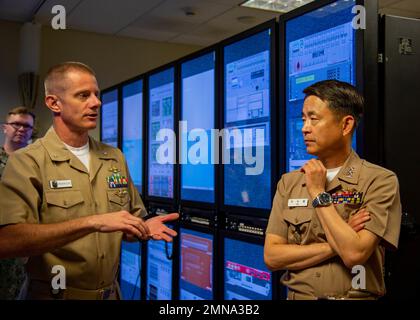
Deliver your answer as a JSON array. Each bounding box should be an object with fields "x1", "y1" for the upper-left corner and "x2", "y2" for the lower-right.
[
  {"x1": 49, "y1": 180, "x2": 72, "y2": 189},
  {"x1": 288, "y1": 199, "x2": 308, "y2": 207}
]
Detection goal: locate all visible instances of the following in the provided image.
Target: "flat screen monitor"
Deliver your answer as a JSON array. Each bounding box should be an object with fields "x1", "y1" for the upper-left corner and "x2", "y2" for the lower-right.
[
  {"x1": 101, "y1": 89, "x2": 118, "y2": 147},
  {"x1": 179, "y1": 228, "x2": 213, "y2": 300},
  {"x1": 146, "y1": 234, "x2": 173, "y2": 300},
  {"x1": 119, "y1": 241, "x2": 141, "y2": 300},
  {"x1": 285, "y1": 0, "x2": 358, "y2": 172},
  {"x1": 147, "y1": 68, "x2": 175, "y2": 199},
  {"x1": 223, "y1": 29, "x2": 272, "y2": 210},
  {"x1": 122, "y1": 80, "x2": 143, "y2": 193},
  {"x1": 180, "y1": 52, "x2": 215, "y2": 204},
  {"x1": 223, "y1": 237, "x2": 272, "y2": 300}
]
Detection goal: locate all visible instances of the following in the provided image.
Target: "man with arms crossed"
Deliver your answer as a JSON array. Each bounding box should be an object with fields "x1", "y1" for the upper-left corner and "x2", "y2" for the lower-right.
[{"x1": 264, "y1": 80, "x2": 401, "y2": 299}]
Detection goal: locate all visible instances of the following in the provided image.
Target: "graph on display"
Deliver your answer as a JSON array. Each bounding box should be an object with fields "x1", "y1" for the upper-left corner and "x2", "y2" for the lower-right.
[
  {"x1": 101, "y1": 89, "x2": 118, "y2": 148},
  {"x1": 148, "y1": 68, "x2": 174, "y2": 198},
  {"x1": 181, "y1": 52, "x2": 215, "y2": 203},
  {"x1": 179, "y1": 228, "x2": 213, "y2": 300},
  {"x1": 285, "y1": 0, "x2": 358, "y2": 172},
  {"x1": 146, "y1": 235, "x2": 173, "y2": 300},
  {"x1": 224, "y1": 238, "x2": 272, "y2": 300},
  {"x1": 122, "y1": 80, "x2": 143, "y2": 192},
  {"x1": 223, "y1": 29, "x2": 272, "y2": 210},
  {"x1": 119, "y1": 241, "x2": 141, "y2": 300}
]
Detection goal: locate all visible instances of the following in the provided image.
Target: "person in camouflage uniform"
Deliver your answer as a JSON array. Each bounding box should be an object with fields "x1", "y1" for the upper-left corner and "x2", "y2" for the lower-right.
[{"x1": 0, "y1": 107, "x2": 35, "y2": 299}]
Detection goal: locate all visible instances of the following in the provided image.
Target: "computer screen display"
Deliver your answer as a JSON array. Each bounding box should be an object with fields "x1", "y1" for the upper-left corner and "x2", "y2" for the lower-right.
[
  {"x1": 224, "y1": 237, "x2": 272, "y2": 300},
  {"x1": 147, "y1": 68, "x2": 174, "y2": 198},
  {"x1": 101, "y1": 89, "x2": 118, "y2": 148},
  {"x1": 120, "y1": 241, "x2": 141, "y2": 300},
  {"x1": 179, "y1": 228, "x2": 213, "y2": 300},
  {"x1": 146, "y1": 234, "x2": 173, "y2": 300},
  {"x1": 181, "y1": 52, "x2": 215, "y2": 203},
  {"x1": 285, "y1": 0, "x2": 357, "y2": 172},
  {"x1": 223, "y1": 29, "x2": 272, "y2": 210},
  {"x1": 122, "y1": 80, "x2": 143, "y2": 193}
]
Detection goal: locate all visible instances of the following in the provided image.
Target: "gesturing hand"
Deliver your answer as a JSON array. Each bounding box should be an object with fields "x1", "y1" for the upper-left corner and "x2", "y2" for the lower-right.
[
  {"x1": 146, "y1": 213, "x2": 179, "y2": 242},
  {"x1": 90, "y1": 210, "x2": 151, "y2": 240},
  {"x1": 300, "y1": 159, "x2": 327, "y2": 199}
]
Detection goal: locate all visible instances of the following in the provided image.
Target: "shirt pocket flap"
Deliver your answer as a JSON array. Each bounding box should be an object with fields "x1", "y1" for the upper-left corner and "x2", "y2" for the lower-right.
[
  {"x1": 45, "y1": 190, "x2": 84, "y2": 209},
  {"x1": 283, "y1": 208, "x2": 313, "y2": 225},
  {"x1": 107, "y1": 190, "x2": 130, "y2": 207}
]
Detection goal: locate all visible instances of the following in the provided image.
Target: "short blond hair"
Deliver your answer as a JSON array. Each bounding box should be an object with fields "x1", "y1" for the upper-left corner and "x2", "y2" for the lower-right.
[
  {"x1": 6, "y1": 106, "x2": 35, "y2": 122},
  {"x1": 44, "y1": 61, "x2": 96, "y2": 95}
]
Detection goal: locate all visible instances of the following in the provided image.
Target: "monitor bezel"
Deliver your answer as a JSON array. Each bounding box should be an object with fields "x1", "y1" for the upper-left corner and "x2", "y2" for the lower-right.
[{"x1": 219, "y1": 19, "x2": 278, "y2": 218}]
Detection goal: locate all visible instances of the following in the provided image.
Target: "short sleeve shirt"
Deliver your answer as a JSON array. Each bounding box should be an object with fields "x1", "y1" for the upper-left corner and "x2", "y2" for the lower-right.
[
  {"x1": 266, "y1": 151, "x2": 402, "y2": 298},
  {"x1": 0, "y1": 127, "x2": 147, "y2": 290}
]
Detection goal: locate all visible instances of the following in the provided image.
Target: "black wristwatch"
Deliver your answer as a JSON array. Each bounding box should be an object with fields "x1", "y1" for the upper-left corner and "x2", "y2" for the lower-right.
[{"x1": 312, "y1": 192, "x2": 333, "y2": 208}]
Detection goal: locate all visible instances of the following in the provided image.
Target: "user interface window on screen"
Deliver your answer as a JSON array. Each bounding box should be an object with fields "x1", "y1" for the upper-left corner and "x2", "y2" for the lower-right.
[
  {"x1": 120, "y1": 241, "x2": 141, "y2": 300},
  {"x1": 122, "y1": 80, "x2": 143, "y2": 192},
  {"x1": 286, "y1": 0, "x2": 358, "y2": 172},
  {"x1": 181, "y1": 52, "x2": 215, "y2": 204},
  {"x1": 179, "y1": 228, "x2": 213, "y2": 300},
  {"x1": 223, "y1": 29, "x2": 272, "y2": 210},
  {"x1": 101, "y1": 89, "x2": 118, "y2": 148},
  {"x1": 224, "y1": 238, "x2": 272, "y2": 300},
  {"x1": 146, "y1": 233, "x2": 173, "y2": 300},
  {"x1": 148, "y1": 68, "x2": 175, "y2": 198}
]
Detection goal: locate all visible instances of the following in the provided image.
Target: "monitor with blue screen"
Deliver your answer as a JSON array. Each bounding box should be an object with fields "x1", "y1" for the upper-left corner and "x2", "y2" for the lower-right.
[
  {"x1": 147, "y1": 68, "x2": 174, "y2": 199},
  {"x1": 223, "y1": 237, "x2": 272, "y2": 300},
  {"x1": 146, "y1": 233, "x2": 173, "y2": 300},
  {"x1": 285, "y1": 0, "x2": 358, "y2": 172},
  {"x1": 122, "y1": 80, "x2": 143, "y2": 193},
  {"x1": 119, "y1": 241, "x2": 141, "y2": 300},
  {"x1": 181, "y1": 52, "x2": 215, "y2": 204},
  {"x1": 223, "y1": 29, "x2": 272, "y2": 210},
  {"x1": 179, "y1": 228, "x2": 213, "y2": 300},
  {"x1": 101, "y1": 89, "x2": 118, "y2": 148}
]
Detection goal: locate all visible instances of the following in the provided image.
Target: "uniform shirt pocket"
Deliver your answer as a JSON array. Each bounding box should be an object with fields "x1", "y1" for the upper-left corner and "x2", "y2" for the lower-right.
[
  {"x1": 107, "y1": 190, "x2": 131, "y2": 212},
  {"x1": 283, "y1": 208, "x2": 313, "y2": 244},
  {"x1": 44, "y1": 190, "x2": 85, "y2": 222}
]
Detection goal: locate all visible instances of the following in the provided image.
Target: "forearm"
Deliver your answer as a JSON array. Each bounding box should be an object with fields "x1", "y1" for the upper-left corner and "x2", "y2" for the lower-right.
[
  {"x1": 316, "y1": 206, "x2": 363, "y2": 261},
  {"x1": 265, "y1": 242, "x2": 336, "y2": 271},
  {"x1": 0, "y1": 216, "x2": 96, "y2": 258}
]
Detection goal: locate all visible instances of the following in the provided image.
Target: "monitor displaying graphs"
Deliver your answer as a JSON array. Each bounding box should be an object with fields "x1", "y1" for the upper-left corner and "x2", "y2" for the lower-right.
[
  {"x1": 147, "y1": 68, "x2": 175, "y2": 199},
  {"x1": 179, "y1": 228, "x2": 213, "y2": 300},
  {"x1": 285, "y1": 0, "x2": 358, "y2": 172},
  {"x1": 101, "y1": 89, "x2": 118, "y2": 148},
  {"x1": 146, "y1": 235, "x2": 173, "y2": 300},
  {"x1": 119, "y1": 241, "x2": 141, "y2": 300},
  {"x1": 122, "y1": 80, "x2": 143, "y2": 192},
  {"x1": 223, "y1": 29, "x2": 272, "y2": 210},
  {"x1": 223, "y1": 237, "x2": 272, "y2": 300},
  {"x1": 181, "y1": 52, "x2": 215, "y2": 204}
]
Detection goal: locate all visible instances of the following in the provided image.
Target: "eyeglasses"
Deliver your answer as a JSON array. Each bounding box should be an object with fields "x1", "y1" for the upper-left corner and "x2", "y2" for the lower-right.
[{"x1": 6, "y1": 122, "x2": 33, "y2": 130}]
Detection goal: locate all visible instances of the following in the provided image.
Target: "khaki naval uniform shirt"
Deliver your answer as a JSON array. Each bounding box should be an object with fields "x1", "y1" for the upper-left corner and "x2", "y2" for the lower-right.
[
  {"x1": 0, "y1": 127, "x2": 147, "y2": 291},
  {"x1": 267, "y1": 151, "x2": 402, "y2": 299}
]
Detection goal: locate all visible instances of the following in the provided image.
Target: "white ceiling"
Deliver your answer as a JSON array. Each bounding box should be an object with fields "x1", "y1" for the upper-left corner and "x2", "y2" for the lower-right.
[{"x1": 0, "y1": 0, "x2": 419, "y2": 46}]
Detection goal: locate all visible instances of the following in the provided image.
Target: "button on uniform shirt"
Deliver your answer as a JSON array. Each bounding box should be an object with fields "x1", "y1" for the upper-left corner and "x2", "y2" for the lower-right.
[
  {"x1": 0, "y1": 127, "x2": 147, "y2": 290},
  {"x1": 266, "y1": 151, "x2": 402, "y2": 298}
]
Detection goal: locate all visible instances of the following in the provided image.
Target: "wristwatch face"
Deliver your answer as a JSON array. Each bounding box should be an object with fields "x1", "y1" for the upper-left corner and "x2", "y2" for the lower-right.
[{"x1": 319, "y1": 192, "x2": 332, "y2": 205}]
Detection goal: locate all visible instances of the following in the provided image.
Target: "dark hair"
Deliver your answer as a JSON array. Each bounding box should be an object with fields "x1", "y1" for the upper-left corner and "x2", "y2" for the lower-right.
[
  {"x1": 303, "y1": 80, "x2": 364, "y2": 128},
  {"x1": 7, "y1": 106, "x2": 36, "y2": 121},
  {"x1": 44, "y1": 61, "x2": 96, "y2": 95}
]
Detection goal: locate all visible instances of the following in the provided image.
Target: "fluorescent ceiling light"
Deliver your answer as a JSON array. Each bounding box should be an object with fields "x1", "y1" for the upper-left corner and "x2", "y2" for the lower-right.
[{"x1": 241, "y1": 0, "x2": 315, "y2": 13}]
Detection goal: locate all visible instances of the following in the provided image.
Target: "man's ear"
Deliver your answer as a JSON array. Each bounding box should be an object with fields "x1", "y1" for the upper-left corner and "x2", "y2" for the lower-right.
[
  {"x1": 342, "y1": 115, "x2": 355, "y2": 136},
  {"x1": 45, "y1": 95, "x2": 61, "y2": 113}
]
